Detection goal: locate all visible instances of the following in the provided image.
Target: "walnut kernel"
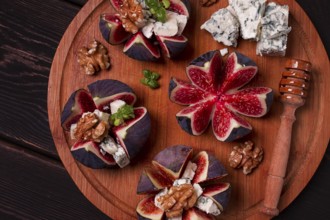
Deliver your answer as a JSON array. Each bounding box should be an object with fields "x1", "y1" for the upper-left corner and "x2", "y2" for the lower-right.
[
  {"x1": 77, "y1": 39, "x2": 110, "y2": 75},
  {"x1": 119, "y1": 0, "x2": 144, "y2": 34},
  {"x1": 73, "y1": 113, "x2": 109, "y2": 142},
  {"x1": 156, "y1": 184, "x2": 197, "y2": 218},
  {"x1": 228, "y1": 141, "x2": 264, "y2": 175}
]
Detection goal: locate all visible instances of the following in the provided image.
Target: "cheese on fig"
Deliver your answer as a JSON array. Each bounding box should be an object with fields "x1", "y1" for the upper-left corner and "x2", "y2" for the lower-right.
[
  {"x1": 195, "y1": 196, "x2": 221, "y2": 216},
  {"x1": 110, "y1": 100, "x2": 126, "y2": 114}
]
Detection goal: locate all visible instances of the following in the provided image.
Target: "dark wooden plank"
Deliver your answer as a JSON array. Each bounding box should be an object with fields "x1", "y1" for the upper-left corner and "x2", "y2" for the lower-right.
[
  {"x1": 0, "y1": 140, "x2": 110, "y2": 220},
  {"x1": 0, "y1": 0, "x2": 83, "y2": 158}
]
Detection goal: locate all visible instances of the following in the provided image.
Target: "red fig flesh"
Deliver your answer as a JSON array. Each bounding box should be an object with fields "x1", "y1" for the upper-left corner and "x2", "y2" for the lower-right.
[
  {"x1": 169, "y1": 51, "x2": 273, "y2": 142},
  {"x1": 136, "y1": 195, "x2": 164, "y2": 220}
]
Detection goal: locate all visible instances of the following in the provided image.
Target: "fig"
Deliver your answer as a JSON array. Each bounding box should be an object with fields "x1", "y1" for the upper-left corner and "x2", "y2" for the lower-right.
[
  {"x1": 169, "y1": 51, "x2": 274, "y2": 142},
  {"x1": 102, "y1": 0, "x2": 191, "y2": 61},
  {"x1": 136, "y1": 146, "x2": 230, "y2": 219},
  {"x1": 123, "y1": 32, "x2": 161, "y2": 61},
  {"x1": 156, "y1": 35, "x2": 188, "y2": 58},
  {"x1": 61, "y1": 79, "x2": 151, "y2": 168},
  {"x1": 99, "y1": 13, "x2": 132, "y2": 45}
]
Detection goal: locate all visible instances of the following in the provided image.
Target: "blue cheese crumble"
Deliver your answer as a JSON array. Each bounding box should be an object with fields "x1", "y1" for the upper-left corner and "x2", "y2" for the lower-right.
[
  {"x1": 201, "y1": 7, "x2": 240, "y2": 47},
  {"x1": 256, "y1": 2, "x2": 291, "y2": 56},
  {"x1": 229, "y1": 0, "x2": 266, "y2": 40}
]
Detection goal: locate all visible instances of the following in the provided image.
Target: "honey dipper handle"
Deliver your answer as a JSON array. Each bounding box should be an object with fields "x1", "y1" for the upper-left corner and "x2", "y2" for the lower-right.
[{"x1": 260, "y1": 104, "x2": 297, "y2": 216}]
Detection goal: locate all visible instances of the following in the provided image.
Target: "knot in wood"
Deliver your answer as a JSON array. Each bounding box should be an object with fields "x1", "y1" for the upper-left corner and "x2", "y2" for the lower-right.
[{"x1": 156, "y1": 184, "x2": 197, "y2": 218}]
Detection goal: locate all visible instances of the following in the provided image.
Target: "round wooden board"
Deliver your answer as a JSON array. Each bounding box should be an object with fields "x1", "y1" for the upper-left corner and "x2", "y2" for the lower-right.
[{"x1": 48, "y1": 0, "x2": 330, "y2": 219}]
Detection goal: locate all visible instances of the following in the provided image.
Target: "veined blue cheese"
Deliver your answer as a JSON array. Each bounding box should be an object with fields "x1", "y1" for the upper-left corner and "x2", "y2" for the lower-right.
[
  {"x1": 100, "y1": 136, "x2": 130, "y2": 168},
  {"x1": 195, "y1": 196, "x2": 221, "y2": 216},
  {"x1": 256, "y1": 2, "x2": 291, "y2": 56},
  {"x1": 182, "y1": 161, "x2": 197, "y2": 180},
  {"x1": 201, "y1": 7, "x2": 240, "y2": 47},
  {"x1": 173, "y1": 178, "x2": 191, "y2": 186},
  {"x1": 229, "y1": 0, "x2": 266, "y2": 40},
  {"x1": 153, "y1": 11, "x2": 188, "y2": 37}
]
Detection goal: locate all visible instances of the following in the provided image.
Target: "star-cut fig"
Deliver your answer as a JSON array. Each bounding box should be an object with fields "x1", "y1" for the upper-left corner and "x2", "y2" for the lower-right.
[
  {"x1": 169, "y1": 51, "x2": 273, "y2": 142},
  {"x1": 136, "y1": 145, "x2": 231, "y2": 219},
  {"x1": 61, "y1": 79, "x2": 151, "y2": 168},
  {"x1": 99, "y1": 0, "x2": 191, "y2": 61}
]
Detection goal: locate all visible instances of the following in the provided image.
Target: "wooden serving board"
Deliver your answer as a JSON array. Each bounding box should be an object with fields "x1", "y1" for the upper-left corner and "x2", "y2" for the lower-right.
[{"x1": 48, "y1": 0, "x2": 330, "y2": 219}]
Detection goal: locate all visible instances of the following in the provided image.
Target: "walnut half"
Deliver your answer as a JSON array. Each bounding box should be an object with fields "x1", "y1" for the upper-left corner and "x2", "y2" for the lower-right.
[
  {"x1": 228, "y1": 141, "x2": 264, "y2": 175},
  {"x1": 77, "y1": 39, "x2": 111, "y2": 75}
]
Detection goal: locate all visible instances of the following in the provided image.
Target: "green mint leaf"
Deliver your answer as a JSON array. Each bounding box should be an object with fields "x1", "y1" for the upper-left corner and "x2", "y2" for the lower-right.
[{"x1": 162, "y1": 0, "x2": 170, "y2": 9}]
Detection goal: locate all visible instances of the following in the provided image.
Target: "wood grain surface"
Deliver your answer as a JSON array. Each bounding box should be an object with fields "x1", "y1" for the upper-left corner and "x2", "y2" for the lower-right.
[
  {"x1": 48, "y1": 0, "x2": 330, "y2": 219},
  {"x1": 0, "y1": 0, "x2": 329, "y2": 219}
]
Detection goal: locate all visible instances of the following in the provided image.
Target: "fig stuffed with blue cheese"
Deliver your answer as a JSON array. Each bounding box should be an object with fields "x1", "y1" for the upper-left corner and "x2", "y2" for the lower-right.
[
  {"x1": 61, "y1": 79, "x2": 151, "y2": 168},
  {"x1": 99, "y1": 0, "x2": 191, "y2": 61},
  {"x1": 136, "y1": 145, "x2": 231, "y2": 219}
]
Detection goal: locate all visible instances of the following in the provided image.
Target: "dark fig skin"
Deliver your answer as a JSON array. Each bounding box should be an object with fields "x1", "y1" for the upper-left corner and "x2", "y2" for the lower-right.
[
  {"x1": 137, "y1": 171, "x2": 160, "y2": 195},
  {"x1": 156, "y1": 35, "x2": 188, "y2": 58},
  {"x1": 153, "y1": 145, "x2": 193, "y2": 176},
  {"x1": 176, "y1": 116, "x2": 193, "y2": 135},
  {"x1": 61, "y1": 89, "x2": 96, "y2": 131},
  {"x1": 188, "y1": 50, "x2": 219, "y2": 67},
  {"x1": 123, "y1": 32, "x2": 160, "y2": 62},
  {"x1": 207, "y1": 184, "x2": 231, "y2": 211},
  {"x1": 183, "y1": 207, "x2": 215, "y2": 220},
  {"x1": 88, "y1": 79, "x2": 134, "y2": 99},
  {"x1": 71, "y1": 141, "x2": 116, "y2": 169},
  {"x1": 99, "y1": 13, "x2": 132, "y2": 45}
]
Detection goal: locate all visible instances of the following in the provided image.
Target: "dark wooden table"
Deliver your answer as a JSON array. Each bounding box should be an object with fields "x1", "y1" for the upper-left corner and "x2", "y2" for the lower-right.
[{"x1": 0, "y1": 0, "x2": 329, "y2": 219}]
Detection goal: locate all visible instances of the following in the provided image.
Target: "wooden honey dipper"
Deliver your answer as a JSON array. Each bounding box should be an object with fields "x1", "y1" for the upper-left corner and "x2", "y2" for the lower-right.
[{"x1": 260, "y1": 58, "x2": 312, "y2": 216}]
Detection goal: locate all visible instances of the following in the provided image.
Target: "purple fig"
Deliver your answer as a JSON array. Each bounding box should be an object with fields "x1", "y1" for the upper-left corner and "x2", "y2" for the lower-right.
[
  {"x1": 61, "y1": 89, "x2": 96, "y2": 131},
  {"x1": 113, "y1": 107, "x2": 151, "y2": 160},
  {"x1": 123, "y1": 32, "x2": 161, "y2": 61},
  {"x1": 71, "y1": 141, "x2": 116, "y2": 169},
  {"x1": 87, "y1": 79, "x2": 137, "y2": 111},
  {"x1": 109, "y1": 0, "x2": 123, "y2": 11},
  {"x1": 169, "y1": 51, "x2": 274, "y2": 142},
  {"x1": 192, "y1": 151, "x2": 227, "y2": 184},
  {"x1": 156, "y1": 35, "x2": 188, "y2": 58},
  {"x1": 99, "y1": 13, "x2": 132, "y2": 45},
  {"x1": 136, "y1": 195, "x2": 164, "y2": 220},
  {"x1": 137, "y1": 171, "x2": 160, "y2": 195},
  {"x1": 153, "y1": 145, "x2": 193, "y2": 177},
  {"x1": 202, "y1": 183, "x2": 231, "y2": 211},
  {"x1": 166, "y1": 0, "x2": 191, "y2": 17}
]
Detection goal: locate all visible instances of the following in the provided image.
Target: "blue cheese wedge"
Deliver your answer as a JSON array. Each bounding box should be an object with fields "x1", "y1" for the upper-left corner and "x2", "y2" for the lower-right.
[
  {"x1": 256, "y1": 2, "x2": 291, "y2": 56},
  {"x1": 229, "y1": 0, "x2": 266, "y2": 40},
  {"x1": 201, "y1": 7, "x2": 240, "y2": 47},
  {"x1": 100, "y1": 136, "x2": 130, "y2": 168}
]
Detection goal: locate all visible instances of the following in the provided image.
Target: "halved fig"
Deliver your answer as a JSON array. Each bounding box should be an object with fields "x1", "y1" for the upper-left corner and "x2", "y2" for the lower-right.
[
  {"x1": 123, "y1": 32, "x2": 161, "y2": 61},
  {"x1": 156, "y1": 35, "x2": 188, "y2": 58},
  {"x1": 99, "y1": 13, "x2": 132, "y2": 45},
  {"x1": 136, "y1": 195, "x2": 164, "y2": 220},
  {"x1": 169, "y1": 51, "x2": 274, "y2": 142},
  {"x1": 136, "y1": 146, "x2": 230, "y2": 219},
  {"x1": 61, "y1": 79, "x2": 151, "y2": 168},
  {"x1": 167, "y1": 0, "x2": 191, "y2": 17}
]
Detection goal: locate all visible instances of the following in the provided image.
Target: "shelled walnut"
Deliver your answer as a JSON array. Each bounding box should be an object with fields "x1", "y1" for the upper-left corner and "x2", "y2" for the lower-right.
[
  {"x1": 200, "y1": 0, "x2": 218, "y2": 7},
  {"x1": 156, "y1": 184, "x2": 197, "y2": 218},
  {"x1": 73, "y1": 113, "x2": 109, "y2": 142},
  {"x1": 77, "y1": 39, "x2": 110, "y2": 75},
  {"x1": 119, "y1": 0, "x2": 144, "y2": 34},
  {"x1": 229, "y1": 141, "x2": 264, "y2": 175}
]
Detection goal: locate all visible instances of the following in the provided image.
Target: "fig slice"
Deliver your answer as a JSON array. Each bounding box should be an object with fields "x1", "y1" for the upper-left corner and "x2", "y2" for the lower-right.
[
  {"x1": 176, "y1": 98, "x2": 216, "y2": 136},
  {"x1": 61, "y1": 89, "x2": 96, "y2": 131},
  {"x1": 113, "y1": 107, "x2": 151, "y2": 160},
  {"x1": 202, "y1": 183, "x2": 231, "y2": 211},
  {"x1": 99, "y1": 13, "x2": 132, "y2": 45},
  {"x1": 192, "y1": 151, "x2": 227, "y2": 184},
  {"x1": 212, "y1": 102, "x2": 252, "y2": 142},
  {"x1": 156, "y1": 35, "x2": 188, "y2": 58},
  {"x1": 169, "y1": 77, "x2": 209, "y2": 105},
  {"x1": 223, "y1": 87, "x2": 274, "y2": 117},
  {"x1": 167, "y1": 0, "x2": 191, "y2": 17},
  {"x1": 182, "y1": 207, "x2": 215, "y2": 220},
  {"x1": 186, "y1": 50, "x2": 223, "y2": 93},
  {"x1": 137, "y1": 171, "x2": 160, "y2": 195},
  {"x1": 136, "y1": 195, "x2": 164, "y2": 220},
  {"x1": 153, "y1": 145, "x2": 193, "y2": 177},
  {"x1": 71, "y1": 141, "x2": 116, "y2": 169},
  {"x1": 123, "y1": 32, "x2": 161, "y2": 61}
]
